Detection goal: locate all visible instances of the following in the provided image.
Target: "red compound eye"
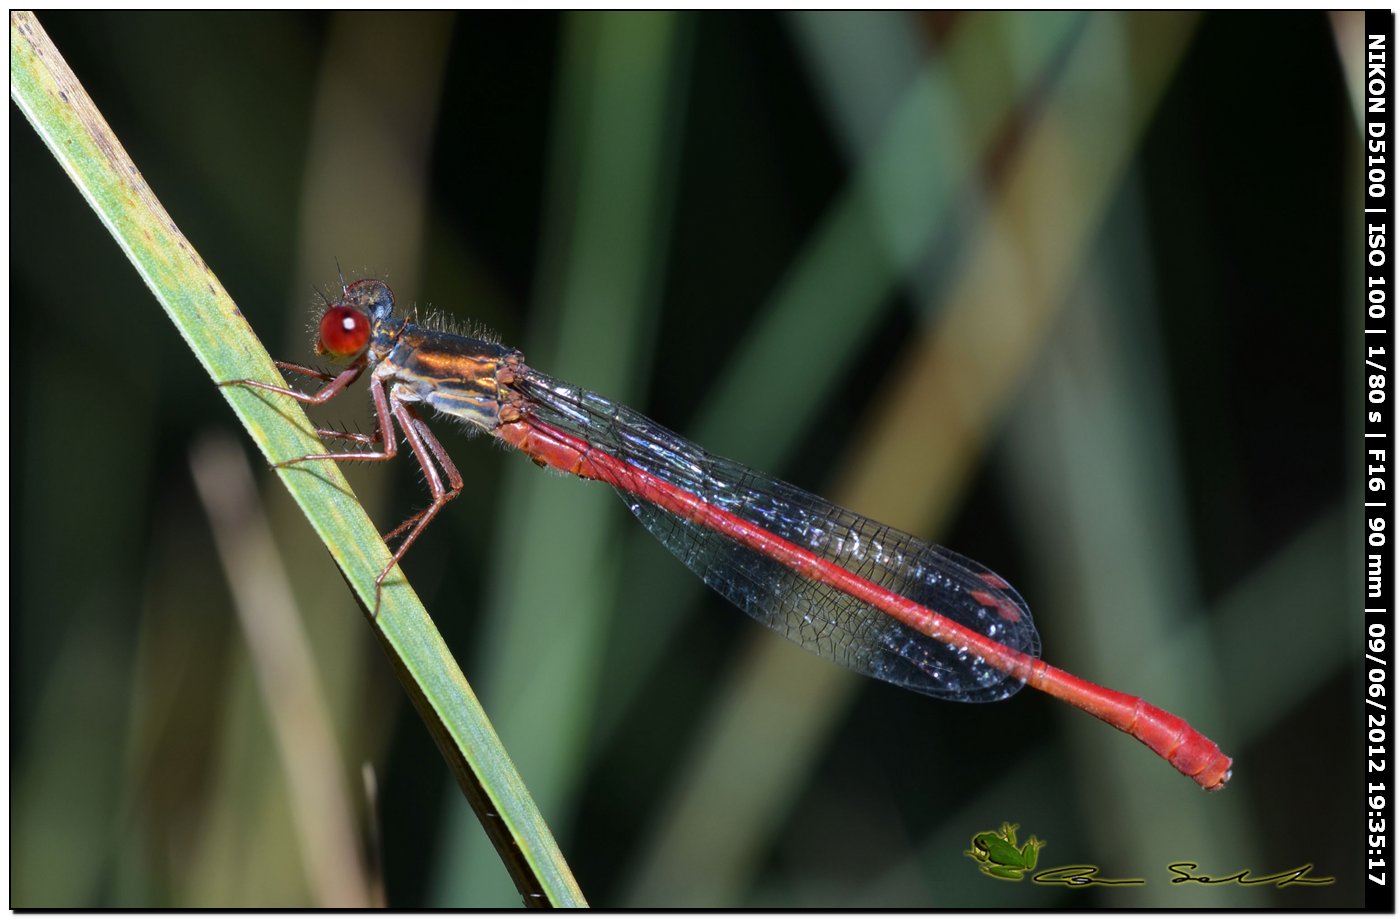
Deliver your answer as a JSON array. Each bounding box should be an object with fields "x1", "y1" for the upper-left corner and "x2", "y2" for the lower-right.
[{"x1": 317, "y1": 305, "x2": 370, "y2": 357}]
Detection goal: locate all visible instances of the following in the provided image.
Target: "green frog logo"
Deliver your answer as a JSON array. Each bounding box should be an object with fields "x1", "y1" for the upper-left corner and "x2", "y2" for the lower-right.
[{"x1": 965, "y1": 822, "x2": 1045, "y2": 881}]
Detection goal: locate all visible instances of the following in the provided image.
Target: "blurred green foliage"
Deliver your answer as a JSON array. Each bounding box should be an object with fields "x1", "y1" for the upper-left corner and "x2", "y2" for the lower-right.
[{"x1": 12, "y1": 10, "x2": 1358, "y2": 907}]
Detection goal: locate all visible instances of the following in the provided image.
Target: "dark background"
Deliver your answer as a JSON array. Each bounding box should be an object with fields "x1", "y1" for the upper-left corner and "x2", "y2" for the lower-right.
[{"x1": 11, "y1": 11, "x2": 1359, "y2": 907}]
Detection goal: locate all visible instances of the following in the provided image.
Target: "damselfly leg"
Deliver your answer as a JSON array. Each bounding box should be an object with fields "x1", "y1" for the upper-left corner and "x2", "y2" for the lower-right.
[{"x1": 222, "y1": 363, "x2": 463, "y2": 614}]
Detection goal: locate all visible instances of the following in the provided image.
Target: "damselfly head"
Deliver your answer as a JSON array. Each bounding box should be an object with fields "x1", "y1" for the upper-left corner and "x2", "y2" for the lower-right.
[
  {"x1": 341, "y1": 278, "x2": 396, "y2": 323},
  {"x1": 313, "y1": 278, "x2": 397, "y2": 359}
]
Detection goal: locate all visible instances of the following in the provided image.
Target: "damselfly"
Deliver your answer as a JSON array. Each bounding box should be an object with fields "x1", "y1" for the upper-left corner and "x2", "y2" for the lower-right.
[{"x1": 225, "y1": 278, "x2": 1232, "y2": 790}]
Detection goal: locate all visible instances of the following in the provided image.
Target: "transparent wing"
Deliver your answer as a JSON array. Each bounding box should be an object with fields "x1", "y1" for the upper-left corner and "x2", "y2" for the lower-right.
[{"x1": 515, "y1": 370, "x2": 1041, "y2": 702}]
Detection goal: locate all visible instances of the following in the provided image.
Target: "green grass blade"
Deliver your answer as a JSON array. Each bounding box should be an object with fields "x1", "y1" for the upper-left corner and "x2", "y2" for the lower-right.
[{"x1": 9, "y1": 11, "x2": 585, "y2": 907}]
